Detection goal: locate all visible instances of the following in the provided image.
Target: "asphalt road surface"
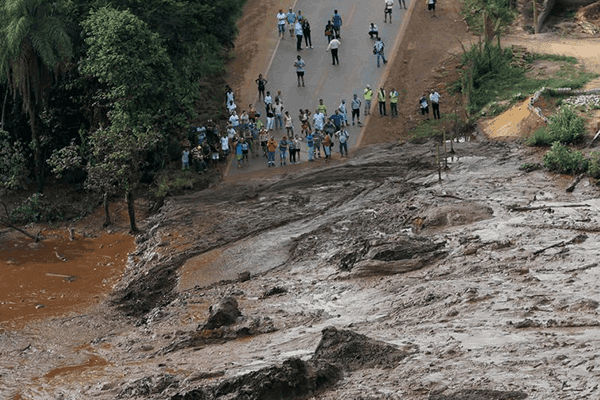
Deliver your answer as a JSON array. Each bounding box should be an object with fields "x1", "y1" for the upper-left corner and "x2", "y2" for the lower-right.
[{"x1": 228, "y1": 0, "x2": 410, "y2": 176}]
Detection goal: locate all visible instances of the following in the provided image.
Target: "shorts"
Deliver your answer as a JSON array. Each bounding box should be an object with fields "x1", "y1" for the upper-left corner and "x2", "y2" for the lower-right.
[
  {"x1": 428, "y1": 3, "x2": 435, "y2": 10},
  {"x1": 296, "y1": 71, "x2": 305, "y2": 77},
  {"x1": 385, "y1": 7, "x2": 392, "y2": 14}
]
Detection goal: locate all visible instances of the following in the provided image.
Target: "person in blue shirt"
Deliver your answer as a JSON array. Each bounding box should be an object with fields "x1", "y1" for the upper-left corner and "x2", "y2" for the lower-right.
[
  {"x1": 329, "y1": 110, "x2": 344, "y2": 132},
  {"x1": 286, "y1": 8, "x2": 296, "y2": 37},
  {"x1": 306, "y1": 132, "x2": 315, "y2": 161},
  {"x1": 332, "y1": 10, "x2": 342, "y2": 38}
]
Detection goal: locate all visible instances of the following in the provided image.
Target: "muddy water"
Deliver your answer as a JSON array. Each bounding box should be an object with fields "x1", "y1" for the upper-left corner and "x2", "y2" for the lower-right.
[{"x1": 0, "y1": 231, "x2": 134, "y2": 328}]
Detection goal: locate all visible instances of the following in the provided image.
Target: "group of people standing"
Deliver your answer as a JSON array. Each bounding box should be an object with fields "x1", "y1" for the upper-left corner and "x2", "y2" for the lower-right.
[{"x1": 200, "y1": 1, "x2": 444, "y2": 173}]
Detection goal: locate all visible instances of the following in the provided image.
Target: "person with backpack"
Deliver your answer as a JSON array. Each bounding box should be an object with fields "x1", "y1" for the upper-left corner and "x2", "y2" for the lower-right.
[
  {"x1": 373, "y1": 38, "x2": 387, "y2": 68},
  {"x1": 324, "y1": 20, "x2": 334, "y2": 43}
]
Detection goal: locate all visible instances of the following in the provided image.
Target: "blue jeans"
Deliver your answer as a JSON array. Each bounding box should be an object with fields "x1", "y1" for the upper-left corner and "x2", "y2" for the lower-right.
[
  {"x1": 339, "y1": 142, "x2": 348, "y2": 156},
  {"x1": 279, "y1": 149, "x2": 287, "y2": 163},
  {"x1": 308, "y1": 146, "x2": 314, "y2": 161},
  {"x1": 275, "y1": 113, "x2": 283, "y2": 129},
  {"x1": 268, "y1": 151, "x2": 275, "y2": 164},
  {"x1": 278, "y1": 24, "x2": 285, "y2": 35},
  {"x1": 376, "y1": 51, "x2": 387, "y2": 67}
]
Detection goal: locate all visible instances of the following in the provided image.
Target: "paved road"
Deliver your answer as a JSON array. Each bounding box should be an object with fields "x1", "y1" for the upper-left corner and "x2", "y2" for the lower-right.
[{"x1": 228, "y1": 0, "x2": 410, "y2": 176}]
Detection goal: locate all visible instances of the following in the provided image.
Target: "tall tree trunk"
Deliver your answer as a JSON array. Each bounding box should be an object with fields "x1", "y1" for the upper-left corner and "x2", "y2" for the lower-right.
[
  {"x1": 102, "y1": 191, "x2": 111, "y2": 227},
  {"x1": 1, "y1": 86, "x2": 7, "y2": 131},
  {"x1": 29, "y1": 105, "x2": 44, "y2": 193},
  {"x1": 126, "y1": 190, "x2": 137, "y2": 233}
]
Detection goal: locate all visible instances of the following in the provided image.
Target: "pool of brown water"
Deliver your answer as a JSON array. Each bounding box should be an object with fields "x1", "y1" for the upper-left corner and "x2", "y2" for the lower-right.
[{"x1": 0, "y1": 230, "x2": 134, "y2": 329}]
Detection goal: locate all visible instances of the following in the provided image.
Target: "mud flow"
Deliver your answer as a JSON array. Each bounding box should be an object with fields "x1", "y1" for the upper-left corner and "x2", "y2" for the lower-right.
[{"x1": 0, "y1": 231, "x2": 133, "y2": 329}]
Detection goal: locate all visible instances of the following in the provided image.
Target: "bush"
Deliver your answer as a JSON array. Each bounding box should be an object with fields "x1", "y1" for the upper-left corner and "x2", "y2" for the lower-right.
[
  {"x1": 9, "y1": 194, "x2": 64, "y2": 224},
  {"x1": 543, "y1": 142, "x2": 588, "y2": 174},
  {"x1": 528, "y1": 106, "x2": 585, "y2": 146},
  {"x1": 588, "y1": 152, "x2": 600, "y2": 178}
]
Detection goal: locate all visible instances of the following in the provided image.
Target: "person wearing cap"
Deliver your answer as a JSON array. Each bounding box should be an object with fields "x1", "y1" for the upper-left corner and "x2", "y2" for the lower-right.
[
  {"x1": 351, "y1": 94, "x2": 362, "y2": 125},
  {"x1": 364, "y1": 84, "x2": 373, "y2": 116},
  {"x1": 377, "y1": 87, "x2": 387, "y2": 116}
]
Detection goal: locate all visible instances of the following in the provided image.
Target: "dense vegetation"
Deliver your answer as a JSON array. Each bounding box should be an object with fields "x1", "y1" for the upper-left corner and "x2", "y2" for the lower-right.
[{"x1": 0, "y1": 0, "x2": 244, "y2": 230}]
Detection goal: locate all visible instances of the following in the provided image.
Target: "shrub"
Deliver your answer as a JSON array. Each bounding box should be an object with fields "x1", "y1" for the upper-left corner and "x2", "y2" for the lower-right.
[
  {"x1": 528, "y1": 106, "x2": 585, "y2": 146},
  {"x1": 588, "y1": 151, "x2": 600, "y2": 178},
  {"x1": 543, "y1": 142, "x2": 588, "y2": 174},
  {"x1": 9, "y1": 194, "x2": 64, "y2": 224}
]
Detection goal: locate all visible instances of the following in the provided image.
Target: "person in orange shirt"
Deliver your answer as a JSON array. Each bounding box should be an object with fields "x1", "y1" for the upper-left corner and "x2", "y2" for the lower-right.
[{"x1": 266, "y1": 136, "x2": 278, "y2": 167}]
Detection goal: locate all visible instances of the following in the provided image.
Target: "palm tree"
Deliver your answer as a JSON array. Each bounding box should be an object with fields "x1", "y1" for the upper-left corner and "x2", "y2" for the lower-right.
[{"x1": 0, "y1": 0, "x2": 72, "y2": 192}]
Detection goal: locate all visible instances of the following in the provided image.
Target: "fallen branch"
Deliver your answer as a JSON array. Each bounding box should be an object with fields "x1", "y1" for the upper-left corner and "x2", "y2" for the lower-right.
[
  {"x1": 508, "y1": 203, "x2": 590, "y2": 212},
  {"x1": 0, "y1": 201, "x2": 40, "y2": 242},
  {"x1": 586, "y1": 129, "x2": 600, "y2": 148},
  {"x1": 533, "y1": 234, "x2": 587, "y2": 256},
  {"x1": 566, "y1": 174, "x2": 583, "y2": 193}
]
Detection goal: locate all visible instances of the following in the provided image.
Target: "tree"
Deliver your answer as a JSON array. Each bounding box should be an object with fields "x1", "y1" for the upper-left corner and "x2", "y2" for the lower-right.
[
  {"x1": 77, "y1": 7, "x2": 174, "y2": 233},
  {"x1": 0, "y1": 0, "x2": 73, "y2": 193}
]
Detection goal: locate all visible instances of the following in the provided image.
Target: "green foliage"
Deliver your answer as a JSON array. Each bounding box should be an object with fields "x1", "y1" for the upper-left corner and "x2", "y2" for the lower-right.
[
  {"x1": 528, "y1": 106, "x2": 584, "y2": 146},
  {"x1": 152, "y1": 169, "x2": 218, "y2": 198},
  {"x1": 519, "y1": 162, "x2": 542, "y2": 172},
  {"x1": 588, "y1": 152, "x2": 600, "y2": 178},
  {"x1": 459, "y1": 41, "x2": 522, "y2": 114},
  {"x1": 410, "y1": 118, "x2": 444, "y2": 140},
  {"x1": 532, "y1": 53, "x2": 578, "y2": 64},
  {"x1": 9, "y1": 193, "x2": 63, "y2": 223},
  {"x1": 0, "y1": 129, "x2": 28, "y2": 190},
  {"x1": 543, "y1": 142, "x2": 588, "y2": 174},
  {"x1": 461, "y1": 0, "x2": 516, "y2": 35}
]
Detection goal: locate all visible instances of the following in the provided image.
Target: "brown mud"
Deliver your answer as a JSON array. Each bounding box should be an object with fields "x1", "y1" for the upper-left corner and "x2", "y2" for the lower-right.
[{"x1": 4, "y1": 0, "x2": 600, "y2": 398}]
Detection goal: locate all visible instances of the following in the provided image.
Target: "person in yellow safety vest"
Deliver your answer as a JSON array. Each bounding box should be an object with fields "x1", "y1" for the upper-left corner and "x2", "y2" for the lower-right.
[
  {"x1": 363, "y1": 84, "x2": 373, "y2": 115},
  {"x1": 389, "y1": 88, "x2": 399, "y2": 117},
  {"x1": 377, "y1": 87, "x2": 386, "y2": 116}
]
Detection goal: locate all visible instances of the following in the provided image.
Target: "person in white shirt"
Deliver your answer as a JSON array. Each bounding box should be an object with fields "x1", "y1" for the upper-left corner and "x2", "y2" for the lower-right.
[
  {"x1": 429, "y1": 89, "x2": 441, "y2": 119},
  {"x1": 313, "y1": 110, "x2": 325, "y2": 131},
  {"x1": 384, "y1": 0, "x2": 394, "y2": 23},
  {"x1": 229, "y1": 111, "x2": 239, "y2": 130},
  {"x1": 428, "y1": 0, "x2": 436, "y2": 17},
  {"x1": 326, "y1": 37, "x2": 341, "y2": 65},
  {"x1": 368, "y1": 23, "x2": 379, "y2": 39},
  {"x1": 295, "y1": 21, "x2": 304, "y2": 51},
  {"x1": 277, "y1": 9, "x2": 286, "y2": 39}
]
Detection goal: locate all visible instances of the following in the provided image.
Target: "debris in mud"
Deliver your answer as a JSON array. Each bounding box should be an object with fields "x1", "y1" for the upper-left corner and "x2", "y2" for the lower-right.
[
  {"x1": 430, "y1": 389, "x2": 528, "y2": 400},
  {"x1": 170, "y1": 327, "x2": 414, "y2": 399},
  {"x1": 201, "y1": 297, "x2": 241, "y2": 330},
  {"x1": 312, "y1": 326, "x2": 417, "y2": 370},
  {"x1": 261, "y1": 286, "x2": 288, "y2": 298},
  {"x1": 333, "y1": 235, "x2": 447, "y2": 276}
]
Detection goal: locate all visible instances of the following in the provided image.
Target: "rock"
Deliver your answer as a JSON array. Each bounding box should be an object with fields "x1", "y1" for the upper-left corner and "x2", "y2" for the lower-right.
[{"x1": 200, "y1": 297, "x2": 241, "y2": 330}]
